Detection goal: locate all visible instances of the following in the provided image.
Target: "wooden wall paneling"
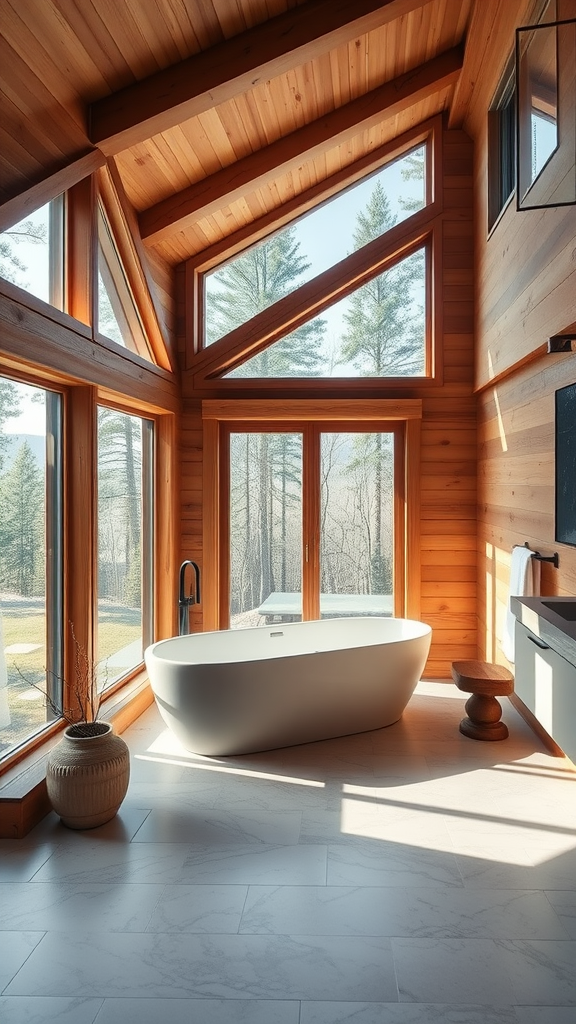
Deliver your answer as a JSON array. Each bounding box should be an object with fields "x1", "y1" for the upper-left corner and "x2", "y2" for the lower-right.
[{"x1": 478, "y1": 353, "x2": 576, "y2": 667}]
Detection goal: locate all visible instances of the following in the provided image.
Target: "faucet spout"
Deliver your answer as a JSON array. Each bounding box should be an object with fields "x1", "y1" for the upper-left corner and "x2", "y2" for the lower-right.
[{"x1": 178, "y1": 560, "x2": 201, "y2": 635}]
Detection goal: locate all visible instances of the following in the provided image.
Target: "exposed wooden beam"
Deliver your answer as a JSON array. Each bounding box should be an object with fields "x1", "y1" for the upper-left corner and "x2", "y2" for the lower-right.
[
  {"x1": 0, "y1": 150, "x2": 105, "y2": 233},
  {"x1": 140, "y1": 46, "x2": 463, "y2": 244},
  {"x1": 0, "y1": 283, "x2": 179, "y2": 412},
  {"x1": 449, "y1": 0, "x2": 532, "y2": 129},
  {"x1": 89, "y1": 0, "x2": 429, "y2": 156}
]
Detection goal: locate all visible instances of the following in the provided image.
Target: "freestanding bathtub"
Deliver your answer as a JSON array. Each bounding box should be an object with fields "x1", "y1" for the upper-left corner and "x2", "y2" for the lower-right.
[{"x1": 145, "y1": 616, "x2": 432, "y2": 756}]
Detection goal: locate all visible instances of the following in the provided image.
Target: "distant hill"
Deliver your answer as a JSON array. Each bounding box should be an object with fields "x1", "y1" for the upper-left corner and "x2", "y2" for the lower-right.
[{"x1": 0, "y1": 434, "x2": 45, "y2": 470}]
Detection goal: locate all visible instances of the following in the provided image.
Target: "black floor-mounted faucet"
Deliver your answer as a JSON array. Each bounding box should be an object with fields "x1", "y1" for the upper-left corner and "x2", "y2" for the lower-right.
[{"x1": 178, "y1": 560, "x2": 201, "y2": 635}]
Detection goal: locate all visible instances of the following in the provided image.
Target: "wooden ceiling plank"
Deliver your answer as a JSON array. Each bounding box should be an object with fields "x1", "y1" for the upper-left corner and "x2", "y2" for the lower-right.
[
  {"x1": 89, "y1": 0, "x2": 431, "y2": 154},
  {"x1": 0, "y1": 150, "x2": 106, "y2": 233},
  {"x1": 140, "y1": 45, "x2": 463, "y2": 243}
]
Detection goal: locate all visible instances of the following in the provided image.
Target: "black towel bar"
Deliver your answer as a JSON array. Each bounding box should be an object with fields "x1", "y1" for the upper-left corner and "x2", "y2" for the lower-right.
[{"x1": 523, "y1": 542, "x2": 559, "y2": 568}]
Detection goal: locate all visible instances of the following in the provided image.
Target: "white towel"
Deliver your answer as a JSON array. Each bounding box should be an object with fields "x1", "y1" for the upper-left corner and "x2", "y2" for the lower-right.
[{"x1": 502, "y1": 545, "x2": 541, "y2": 663}]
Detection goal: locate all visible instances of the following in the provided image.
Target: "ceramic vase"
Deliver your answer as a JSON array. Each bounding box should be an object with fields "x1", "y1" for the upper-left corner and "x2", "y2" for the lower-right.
[{"x1": 46, "y1": 721, "x2": 130, "y2": 829}]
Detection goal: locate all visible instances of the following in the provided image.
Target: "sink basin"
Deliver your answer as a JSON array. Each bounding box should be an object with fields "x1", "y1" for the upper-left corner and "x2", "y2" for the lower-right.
[{"x1": 541, "y1": 600, "x2": 576, "y2": 622}]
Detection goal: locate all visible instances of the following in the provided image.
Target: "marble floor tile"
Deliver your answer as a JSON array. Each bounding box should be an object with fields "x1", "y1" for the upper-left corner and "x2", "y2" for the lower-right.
[
  {"x1": 124, "y1": 780, "x2": 221, "y2": 810},
  {"x1": 0, "y1": 932, "x2": 46, "y2": 991},
  {"x1": 0, "y1": 996, "x2": 103, "y2": 1023},
  {"x1": 513, "y1": 1009, "x2": 576, "y2": 1023},
  {"x1": 144, "y1": 884, "x2": 248, "y2": 933},
  {"x1": 0, "y1": 841, "x2": 54, "y2": 882},
  {"x1": 2, "y1": 681, "x2": 575, "y2": 1021},
  {"x1": 544, "y1": 890, "x2": 576, "y2": 937},
  {"x1": 29, "y1": 841, "x2": 191, "y2": 885},
  {"x1": 93, "y1": 998, "x2": 300, "y2": 1024},
  {"x1": 391, "y1": 937, "x2": 516, "y2": 1004},
  {"x1": 178, "y1": 843, "x2": 327, "y2": 885},
  {"x1": 4, "y1": 931, "x2": 398, "y2": 1001},
  {"x1": 28, "y1": 807, "x2": 151, "y2": 845},
  {"x1": 455, "y1": 852, "x2": 576, "y2": 891},
  {"x1": 237, "y1": 884, "x2": 568, "y2": 939},
  {"x1": 131, "y1": 807, "x2": 302, "y2": 845},
  {"x1": 0, "y1": 882, "x2": 165, "y2": 932},
  {"x1": 495, "y1": 939, "x2": 576, "y2": 1005},
  {"x1": 300, "y1": 1004, "x2": 521, "y2": 1024},
  {"x1": 239, "y1": 884, "x2": 405, "y2": 936},
  {"x1": 327, "y1": 840, "x2": 463, "y2": 888}
]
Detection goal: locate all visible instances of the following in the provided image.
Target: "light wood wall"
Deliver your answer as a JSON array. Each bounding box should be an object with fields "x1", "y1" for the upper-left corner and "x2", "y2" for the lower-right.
[
  {"x1": 468, "y1": 0, "x2": 576, "y2": 667},
  {"x1": 179, "y1": 122, "x2": 477, "y2": 677}
]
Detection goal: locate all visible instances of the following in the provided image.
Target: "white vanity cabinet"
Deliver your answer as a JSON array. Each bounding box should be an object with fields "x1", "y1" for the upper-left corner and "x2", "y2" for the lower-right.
[{"x1": 514, "y1": 619, "x2": 576, "y2": 762}]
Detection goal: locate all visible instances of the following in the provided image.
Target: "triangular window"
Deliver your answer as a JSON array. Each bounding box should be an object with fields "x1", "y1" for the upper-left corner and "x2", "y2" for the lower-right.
[
  {"x1": 204, "y1": 144, "x2": 427, "y2": 349},
  {"x1": 97, "y1": 204, "x2": 154, "y2": 362},
  {"x1": 223, "y1": 244, "x2": 427, "y2": 379}
]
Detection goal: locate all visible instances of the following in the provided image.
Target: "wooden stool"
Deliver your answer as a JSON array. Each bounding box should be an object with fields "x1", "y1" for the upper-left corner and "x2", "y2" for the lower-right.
[{"x1": 451, "y1": 660, "x2": 514, "y2": 741}]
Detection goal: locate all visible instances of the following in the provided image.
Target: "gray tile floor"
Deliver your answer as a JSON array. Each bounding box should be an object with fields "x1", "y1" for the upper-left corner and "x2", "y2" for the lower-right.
[{"x1": 1, "y1": 680, "x2": 575, "y2": 1023}]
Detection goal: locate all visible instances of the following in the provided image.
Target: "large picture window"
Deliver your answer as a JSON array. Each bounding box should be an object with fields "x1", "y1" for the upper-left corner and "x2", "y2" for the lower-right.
[
  {"x1": 0, "y1": 377, "x2": 63, "y2": 759},
  {"x1": 97, "y1": 407, "x2": 154, "y2": 689}
]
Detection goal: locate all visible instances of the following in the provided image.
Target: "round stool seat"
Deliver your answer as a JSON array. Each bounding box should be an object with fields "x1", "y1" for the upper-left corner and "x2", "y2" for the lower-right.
[{"x1": 451, "y1": 660, "x2": 514, "y2": 741}]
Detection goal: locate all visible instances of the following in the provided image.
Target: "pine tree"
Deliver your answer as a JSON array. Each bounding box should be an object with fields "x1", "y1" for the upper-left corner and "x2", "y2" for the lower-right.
[
  {"x1": 97, "y1": 409, "x2": 142, "y2": 609},
  {"x1": 0, "y1": 221, "x2": 48, "y2": 288},
  {"x1": 0, "y1": 379, "x2": 21, "y2": 472},
  {"x1": 338, "y1": 181, "x2": 425, "y2": 377},
  {"x1": 206, "y1": 227, "x2": 326, "y2": 377},
  {"x1": 0, "y1": 441, "x2": 44, "y2": 596}
]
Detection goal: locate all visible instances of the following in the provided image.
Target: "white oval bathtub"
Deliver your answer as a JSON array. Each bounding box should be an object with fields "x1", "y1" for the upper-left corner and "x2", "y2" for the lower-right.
[{"x1": 144, "y1": 617, "x2": 432, "y2": 756}]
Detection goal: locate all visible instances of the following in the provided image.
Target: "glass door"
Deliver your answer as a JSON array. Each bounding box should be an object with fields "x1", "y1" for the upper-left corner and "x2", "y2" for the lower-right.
[
  {"x1": 319, "y1": 431, "x2": 394, "y2": 619},
  {"x1": 229, "y1": 431, "x2": 303, "y2": 627},
  {"x1": 225, "y1": 424, "x2": 398, "y2": 628}
]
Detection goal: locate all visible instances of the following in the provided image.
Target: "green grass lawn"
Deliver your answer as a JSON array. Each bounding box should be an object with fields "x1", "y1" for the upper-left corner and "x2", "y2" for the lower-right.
[{"x1": 1, "y1": 607, "x2": 142, "y2": 754}]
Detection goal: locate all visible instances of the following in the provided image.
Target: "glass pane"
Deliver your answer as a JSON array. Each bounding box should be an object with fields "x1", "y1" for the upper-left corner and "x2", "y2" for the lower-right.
[
  {"x1": 320, "y1": 432, "x2": 394, "y2": 618},
  {"x1": 0, "y1": 378, "x2": 63, "y2": 759},
  {"x1": 97, "y1": 408, "x2": 150, "y2": 688},
  {"x1": 205, "y1": 144, "x2": 427, "y2": 346},
  {"x1": 97, "y1": 205, "x2": 153, "y2": 360},
  {"x1": 0, "y1": 197, "x2": 64, "y2": 308},
  {"x1": 517, "y1": 17, "x2": 576, "y2": 210},
  {"x1": 225, "y1": 247, "x2": 426, "y2": 378},
  {"x1": 230, "y1": 432, "x2": 302, "y2": 627}
]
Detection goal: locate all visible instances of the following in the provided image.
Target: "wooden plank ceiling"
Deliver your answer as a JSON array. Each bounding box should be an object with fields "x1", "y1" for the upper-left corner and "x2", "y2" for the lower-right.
[{"x1": 0, "y1": 0, "x2": 474, "y2": 266}]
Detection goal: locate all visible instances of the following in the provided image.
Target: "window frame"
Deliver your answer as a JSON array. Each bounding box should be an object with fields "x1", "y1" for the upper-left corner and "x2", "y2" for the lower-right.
[
  {"x1": 95, "y1": 400, "x2": 156, "y2": 694},
  {"x1": 488, "y1": 59, "x2": 517, "y2": 233},
  {"x1": 185, "y1": 118, "x2": 443, "y2": 387},
  {"x1": 202, "y1": 398, "x2": 422, "y2": 632},
  {"x1": 0, "y1": 370, "x2": 65, "y2": 762}
]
